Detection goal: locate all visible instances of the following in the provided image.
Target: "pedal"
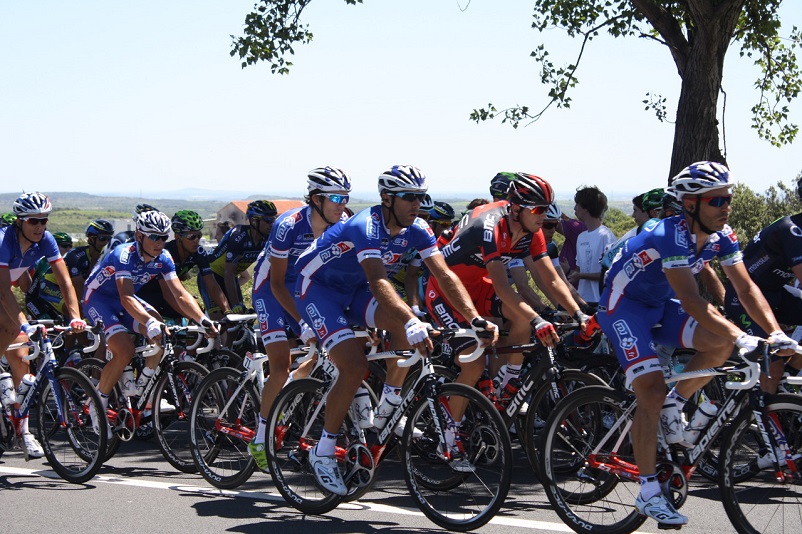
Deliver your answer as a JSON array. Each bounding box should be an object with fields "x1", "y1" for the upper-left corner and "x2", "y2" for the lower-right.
[{"x1": 657, "y1": 523, "x2": 683, "y2": 530}]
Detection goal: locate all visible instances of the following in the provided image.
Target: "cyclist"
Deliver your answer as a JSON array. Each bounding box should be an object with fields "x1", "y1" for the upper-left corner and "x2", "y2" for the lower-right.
[
  {"x1": 595, "y1": 161, "x2": 795, "y2": 526},
  {"x1": 293, "y1": 165, "x2": 497, "y2": 495},
  {"x1": 248, "y1": 167, "x2": 352, "y2": 469},
  {"x1": 202, "y1": 200, "x2": 277, "y2": 318},
  {"x1": 23, "y1": 231, "x2": 75, "y2": 320},
  {"x1": 427, "y1": 201, "x2": 455, "y2": 239},
  {"x1": 101, "y1": 204, "x2": 160, "y2": 264},
  {"x1": 84, "y1": 210, "x2": 217, "y2": 427},
  {"x1": 426, "y1": 173, "x2": 589, "y2": 403},
  {"x1": 137, "y1": 210, "x2": 229, "y2": 323},
  {"x1": 63, "y1": 220, "x2": 116, "y2": 314},
  {"x1": 723, "y1": 174, "x2": 802, "y2": 390},
  {"x1": 0, "y1": 193, "x2": 86, "y2": 458}
]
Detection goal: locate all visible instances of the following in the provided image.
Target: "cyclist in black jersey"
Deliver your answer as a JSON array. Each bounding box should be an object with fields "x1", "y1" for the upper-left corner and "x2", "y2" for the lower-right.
[
  {"x1": 202, "y1": 200, "x2": 276, "y2": 318},
  {"x1": 63, "y1": 220, "x2": 115, "y2": 315},
  {"x1": 23, "y1": 232, "x2": 75, "y2": 320}
]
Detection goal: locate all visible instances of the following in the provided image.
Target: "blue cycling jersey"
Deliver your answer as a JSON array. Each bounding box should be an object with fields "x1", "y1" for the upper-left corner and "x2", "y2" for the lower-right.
[
  {"x1": 0, "y1": 226, "x2": 61, "y2": 284},
  {"x1": 83, "y1": 242, "x2": 177, "y2": 303},
  {"x1": 295, "y1": 205, "x2": 439, "y2": 296},
  {"x1": 604, "y1": 215, "x2": 742, "y2": 309}
]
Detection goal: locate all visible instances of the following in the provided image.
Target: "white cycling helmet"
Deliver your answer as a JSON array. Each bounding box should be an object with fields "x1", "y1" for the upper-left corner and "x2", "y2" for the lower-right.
[
  {"x1": 378, "y1": 165, "x2": 428, "y2": 194},
  {"x1": 13, "y1": 192, "x2": 52, "y2": 217},
  {"x1": 136, "y1": 211, "x2": 171, "y2": 235},
  {"x1": 545, "y1": 203, "x2": 562, "y2": 220},
  {"x1": 307, "y1": 166, "x2": 352, "y2": 193},
  {"x1": 420, "y1": 194, "x2": 435, "y2": 211},
  {"x1": 670, "y1": 161, "x2": 732, "y2": 199}
]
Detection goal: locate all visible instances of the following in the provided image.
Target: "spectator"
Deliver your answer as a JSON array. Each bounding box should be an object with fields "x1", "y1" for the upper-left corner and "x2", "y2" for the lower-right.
[{"x1": 569, "y1": 185, "x2": 615, "y2": 305}]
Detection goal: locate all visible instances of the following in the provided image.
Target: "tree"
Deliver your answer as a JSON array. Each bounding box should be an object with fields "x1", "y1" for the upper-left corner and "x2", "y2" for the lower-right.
[
  {"x1": 728, "y1": 174, "x2": 802, "y2": 242},
  {"x1": 231, "y1": 1, "x2": 800, "y2": 180}
]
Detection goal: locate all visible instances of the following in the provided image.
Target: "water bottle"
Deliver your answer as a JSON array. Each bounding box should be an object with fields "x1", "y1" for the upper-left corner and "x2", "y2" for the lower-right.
[
  {"x1": 373, "y1": 392, "x2": 401, "y2": 430},
  {"x1": 0, "y1": 372, "x2": 15, "y2": 413},
  {"x1": 352, "y1": 386, "x2": 374, "y2": 429},
  {"x1": 477, "y1": 371, "x2": 494, "y2": 401},
  {"x1": 121, "y1": 365, "x2": 137, "y2": 396},
  {"x1": 683, "y1": 399, "x2": 718, "y2": 445},
  {"x1": 17, "y1": 374, "x2": 36, "y2": 400},
  {"x1": 64, "y1": 349, "x2": 82, "y2": 368},
  {"x1": 492, "y1": 365, "x2": 507, "y2": 397}
]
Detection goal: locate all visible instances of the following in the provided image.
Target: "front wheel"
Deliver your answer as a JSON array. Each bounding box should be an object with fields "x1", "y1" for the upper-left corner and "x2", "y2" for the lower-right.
[
  {"x1": 153, "y1": 360, "x2": 208, "y2": 473},
  {"x1": 402, "y1": 382, "x2": 512, "y2": 531},
  {"x1": 719, "y1": 393, "x2": 802, "y2": 534},
  {"x1": 36, "y1": 367, "x2": 107, "y2": 484}
]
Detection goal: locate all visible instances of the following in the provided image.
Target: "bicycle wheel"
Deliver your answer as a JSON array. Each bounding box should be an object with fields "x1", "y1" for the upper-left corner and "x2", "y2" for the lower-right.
[
  {"x1": 36, "y1": 367, "x2": 107, "y2": 484},
  {"x1": 266, "y1": 378, "x2": 344, "y2": 515},
  {"x1": 196, "y1": 347, "x2": 243, "y2": 372},
  {"x1": 523, "y1": 369, "x2": 606, "y2": 475},
  {"x1": 75, "y1": 357, "x2": 123, "y2": 460},
  {"x1": 719, "y1": 393, "x2": 802, "y2": 534},
  {"x1": 402, "y1": 382, "x2": 512, "y2": 531},
  {"x1": 189, "y1": 367, "x2": 259, "y2": 489},
  {"x1": 153, "y1": 360, "x2": 208, "y2": 473},
  {"x1": 539, "y1": 385, "x2": 646, "y2": 534}
]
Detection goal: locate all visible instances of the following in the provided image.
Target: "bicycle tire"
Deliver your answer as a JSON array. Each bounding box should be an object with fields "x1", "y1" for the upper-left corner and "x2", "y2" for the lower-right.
[
  {"x1": 74, "y1": 357, "x2": 122, "y2": 461},
  {"x1": 36, "y1": 367, "x2": 108, "y2": 484},
  {"x1": 196, "y1": 348, "x2": 243, "y2": 372},
  {"x1": 189, "y1": 366, "x2": 260, "y2": 489},
  {"x1": 150, "y1": 360, "x2": 208, "y2": 473},
  {"x1": 539, "y1": 385, "x2": 646, "y2": 534},
  {"x1": 402, "y1": 382, "x2": 512, "y2": 531},
  {"x1": 523, "y1": 369, "x2": 606, "y2": 476},
  {"x1": 719, "y1": 393, "x2": 802, "y2": 534},
  {"x1": 266, "y1": 378, "x2": 344, "y2": 515}
]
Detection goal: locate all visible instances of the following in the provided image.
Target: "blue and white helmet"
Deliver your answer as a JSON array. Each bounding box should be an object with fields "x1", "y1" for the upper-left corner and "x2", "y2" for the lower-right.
[
  {"x1": 545, "y1": 203, "x2": 562, "y2": 220},
  {"x1": 308, "y1": 166, "x2": 352, "y2": 193},
  {"x1": 420, "y1": 194, "x2": 434, "y2": 211},
  {"x1": 670, "y1": 161, "x2": 732, "y2": 199},
  {"x1": 378, "y1": 165, "x2": 428, "y2": 194},
  {"x1": 13, "y1": 192, "x2": 52, "y2": 217},
  {"x1": 136, "y1": 210, "x2": 171, "y2": 235}
]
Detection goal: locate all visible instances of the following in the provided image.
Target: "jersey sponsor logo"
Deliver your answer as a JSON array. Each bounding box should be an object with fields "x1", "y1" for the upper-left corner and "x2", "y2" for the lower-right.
[
  {"x1": 254, "y1": 299, "x2": 269, "y2": 333},
  {"x1": 382, "y1": 251, "x2": 402, "y2": 265},
  {"x1": 441, "y1": 236, "x2": 461, "y2": 257},
  {"x1": 275, "y1": 217, "x2": 296, "y2": 242},
  {"x1": 791, "y1": 225, "x2": 802, "y2": 238},
  {"x1": 94, "y1": 266, "x2": 116, "y2": 285},
  {"x1": 305, "y1": 303, "x2": 328, "y2": 339},
  {"x1": 674, "y1": 219, "x2": 689, "y2": 248},
  {"x1": 131, "y1": 273, "x2": 153, "y2": 286},
  {"x1": 120, "y1": 247, "x2": 132, "y2": 264},
  {"x1": 623, "y1": 252, "x2": 651, "y2": 279},
  {"x1": 433, "y1": 303, "x2": 460, "y2": 330},
  {"x1": 483, "y1": 214, "x2": 497, "y2": 244},
  {"x1": 392, "y1": 237, "x2": 408, "y2": 248},
  {"x1": 772, "y1": 268, "x2": 794, "y2": 280},
  {"x1": 612, "y1": 319, "x2": 639, "y2": 361},
  {"x1": 320, "y1": 242, "x2": 352, "y2": 263},
  {"x1": 367, "y1": 213, "x2": 380, "y2": 240}
]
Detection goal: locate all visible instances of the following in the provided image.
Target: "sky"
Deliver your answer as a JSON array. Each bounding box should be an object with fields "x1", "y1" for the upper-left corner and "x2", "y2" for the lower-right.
[{"x1": 1, "y1": 1, "x2": 800, "y2": 202}]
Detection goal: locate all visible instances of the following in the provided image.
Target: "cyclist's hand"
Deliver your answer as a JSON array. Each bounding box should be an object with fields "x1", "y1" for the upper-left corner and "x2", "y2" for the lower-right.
[
  {"x1": 230, "y1": 304, "x2": 246, "y2": 315},
  {"x1": 735, "y1": 332, "x2": 762, "y2": 353},
  {"x1": 768, "y1": 330, "x2": 798, "y2": 357},
  {"x1": 298, "y1": 319, "x2": 316, "y2": 345},
  {"x1": 531, "y1": 315, "x2": 559, "y2": 347},
  {"x1": 69, "y1": 318, "x2": 87, "y2": 332},
  {"x1": 404, "y1": 317, "x2": 433, "y2": 355},
  {"x1": 19, "y1": 322, "x2": 38, "y2": 339},
  {"x1": 145, "y1": 317, "x2": 165, "y2": 342},
  {"x1": 573, "y1": 309, "x2": 590, "y2": 329},
  {"x1": 200, "y1": 317, "x2": 219, "y2": 338},
  {"x1": 470, "y1": 317, "x2": 499, "y2": 347}
]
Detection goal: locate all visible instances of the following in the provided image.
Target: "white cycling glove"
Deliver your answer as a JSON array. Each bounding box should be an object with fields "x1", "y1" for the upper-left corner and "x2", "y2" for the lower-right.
[
  {"x1": 145, "y1": 317, "x2": 164, "y2": 340},
  {"x1": 19, "y1": 322, "x2": 38, "y2": 338},
  {"x1": 404, "y1": 317, "x2": 429, "y2": 346},
  {"x1": 735, "y1": 332, "x2": 762, "y2": 353},
  {"x1": 298, "y1": 320, "x2": 316, "y2": 344},
  {"x1": 769, "y1": 330, "x2": 798, "y2": 352}
]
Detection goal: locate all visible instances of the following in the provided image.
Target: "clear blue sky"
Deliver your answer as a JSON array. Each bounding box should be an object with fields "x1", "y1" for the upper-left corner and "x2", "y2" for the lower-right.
[{"x1": 1, "y1": 1, "x2": 800, "y2": 202}]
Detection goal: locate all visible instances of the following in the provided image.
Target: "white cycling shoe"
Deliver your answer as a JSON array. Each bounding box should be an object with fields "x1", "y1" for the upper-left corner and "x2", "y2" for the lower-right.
[
  {"x1": 22, "y1": 432, "x2": 45, "y2": 459},
  {"x1": 635, "y1": 493, "x2": 688, "y2": 526},
  {"x1": 308, "y1": 445, "x2": 347, "y2": 496}
]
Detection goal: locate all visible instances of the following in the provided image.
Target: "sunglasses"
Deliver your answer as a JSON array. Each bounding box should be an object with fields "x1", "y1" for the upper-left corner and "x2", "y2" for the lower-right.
[
  {"x1": 520, "y1": 204, "x2": 549, "y2": 215},
  {"x1": 542, "y1": 221, "x2": 558, "y2": 230},
  {"x1": 94, "y1": 235, "x2": 112, "y2": 242},
  {"x1": 59, "y1": 244, "x2": 73, "y2": 249},
  {"x1": 699, "y1": 195, "x2": 733, "y2": 207},
  {"x1": 256, "y1": 217, "x2": 276, "y2": 225},
  {"x1": 181, "y1": 232, "x2": 203, "y2": 240},
  {"x1": 24, "y1": 217, "x2": 48, "y2": 226},
  {"x1": 146, "y1": 233, "x2": 169, "y2": 242},
  {"x1": 319, "y1": 193, "x2": 350, "y2": 205},
  {"x1": 392, "y1": 192, "x2": 427, "y2": 202}
]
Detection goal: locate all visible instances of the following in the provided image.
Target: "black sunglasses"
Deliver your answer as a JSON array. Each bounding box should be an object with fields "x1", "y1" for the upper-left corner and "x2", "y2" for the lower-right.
[
  {"x1": 392, "y1": 192, "x2": 427, "y2": 202},
  {"x1": 24, "y1": 217, "x2": 49, "y2": 226},
  {"x1": 542, "y1": 222, "x2": 558, "y2": 230},
  {"x1": 94, "y1": 235, "x2": 112, "y2": 242},
  {"x1": 146, "y1": 233, "x2": 169, "y2": 242},
  {"x1": 699, "y1": 195, "x2": 733, "y2": 207}
]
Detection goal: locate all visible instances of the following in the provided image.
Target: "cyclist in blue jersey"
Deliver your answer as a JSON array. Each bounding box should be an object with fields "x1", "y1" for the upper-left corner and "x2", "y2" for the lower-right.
[
  {"x1": 247, "y1": 167, "x2": 352, "y2": 469},
  {"x1": 23, "y1": 231, "x2": 74, "y2": 320},
  {"x1": 0, "y1": 193, "x2": 87, "y2": 458},
  {"x1": 596, "y1": 162, "x2": 796, "y2": 527},
  {"x1": 293, "y1": 165, "x2": 498, "y2": 495},
  {"x1": 84, "y1": 211, "x2": 217, "y2": 420}
]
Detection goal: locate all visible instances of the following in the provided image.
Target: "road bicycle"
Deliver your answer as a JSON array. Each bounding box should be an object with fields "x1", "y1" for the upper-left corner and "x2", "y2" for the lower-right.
[
  {"x1": 76, "y1": 324, "x2": 209, "y2": 472},
  {"x1": 265, "y1": 327, "x2": 511, "y2": 531},
  {"x1": 538, "y1": 341, "x2": 802, "y2": 534},
  {"x1": 0, "y1": 322, "x2": 107, "y2": 483}
]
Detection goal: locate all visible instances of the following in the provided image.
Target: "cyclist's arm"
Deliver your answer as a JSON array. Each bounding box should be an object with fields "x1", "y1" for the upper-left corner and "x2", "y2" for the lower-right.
[
  {"x1": 69, "y1": 274, "x2": 86, "y2": 315},
  {"x1": 485, "y1": 259, "x2": 537, "y2": 322},
  {"x1": 268, "y1": 255, "x2": 302, "y2": 323},
  {"x1": 665, "y1": 266, "x2": 742, "y2": 342},
  {"x1": 793, "y1": 263, "x2": 802, "y2": 286},
  {"x1": 723, "y1": 261, "x2": 783, "y2": 336},
  {"x1": 0, "y1": 267, "x2": 26, "y2": 325},
  {"x1": 699, "y1": 262, "x2": 725, "y2": 307},
  {"x1": 223, "y1": 261, "x2": 241, "y2": 308},
  {"x1": 424, "y1": 253, "x2": 483, "y2": 322},
  {"x1": 161, "y1": 276, "x2": 208, "y2": 325},
  {"x1": 51, "y1": 259, "x2": 82, "y2": 323},
  {"x1": 527, "y1": 255, "x2": 583, "y2": 315},
  {"x1": 201, "y1": 272, "x2": 230, "y2": 314},
  {"x1": 510, "y1": 262, "x2": 548, "y2": 312},
  {"x1": 404, "y1": 264, "x2": 421, "y2": 308},
  {"x1": 16, "y1": 268, "x2": 33, "y2": 294}
]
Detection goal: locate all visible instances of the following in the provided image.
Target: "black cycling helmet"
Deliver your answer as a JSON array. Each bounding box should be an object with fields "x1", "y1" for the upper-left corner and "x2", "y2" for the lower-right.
[
  {"x1": 429, "y1": 201, "x2": 455, "y2": 223},
  {"x1": 489, "y1": 172, "x2": 515, "y2": 200},
  {"x1": 86, "y1": 219, "x2": 114, "y2": 237},
  {"x1": 52, "y1": 232, "x2": 72, "y2": 247},
  {"x1": 171, "y1": 210, "x2": 204, "y2": 233},
  {"x1": 508, "y1": 173, "x2": 554, "y2": 206},
  {"x1": 246, "y1": 200, "x2": 277, "y2": 221}
]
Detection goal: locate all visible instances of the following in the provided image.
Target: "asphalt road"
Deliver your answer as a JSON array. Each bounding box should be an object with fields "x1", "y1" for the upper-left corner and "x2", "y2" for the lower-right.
[{"x1": 0, "y1": 434, "x2": 752, "y2": 534}]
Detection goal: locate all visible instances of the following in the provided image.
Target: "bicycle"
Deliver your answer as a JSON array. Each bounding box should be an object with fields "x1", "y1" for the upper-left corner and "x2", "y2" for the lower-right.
[
  {"x1": 538, "y1": 341, "x2": 802, "y2": 534},
  {"x1": 76, "y1": 324, "x2": 209, "y2": 472},
  {"x1": 265, "y1": 327, "x2": 512, "y2": 531},
  {"x1": 0, "y1": 322, "x2": 107, "y2": 483}
]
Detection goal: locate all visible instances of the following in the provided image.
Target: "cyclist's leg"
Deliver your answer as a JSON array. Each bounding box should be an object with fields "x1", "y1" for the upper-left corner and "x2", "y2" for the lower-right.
[{"x1": 85, "y1": 300, "x2": 137, "y2": 398}]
